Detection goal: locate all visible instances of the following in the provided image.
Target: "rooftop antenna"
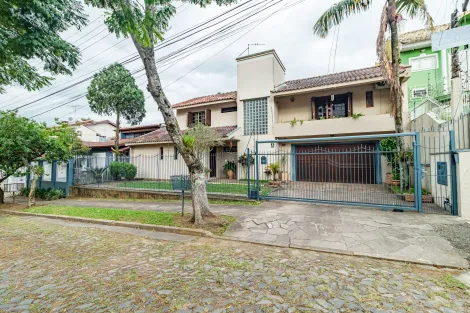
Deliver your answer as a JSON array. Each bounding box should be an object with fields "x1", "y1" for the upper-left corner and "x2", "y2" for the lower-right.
[
  {"x1": 70, "y1": 104, "x2": 80, "y2": 121},
  {"x1": 238, "y1": 43, "x2": 265, "y2": 57},
  {"x1": 248, "y1": 43, "x2": 264, "y2": 55}
]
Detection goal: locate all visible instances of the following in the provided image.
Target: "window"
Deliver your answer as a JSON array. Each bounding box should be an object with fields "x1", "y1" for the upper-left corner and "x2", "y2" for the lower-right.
[
  {"x1": 366, "y1": 91, "x2": 374, "y2": 107},
  {"x1": 187, "y1": 110, "x2": 211, "y2": 127},
  {"x1": 243, "y1": 98, "x2": 268, "y2": 135},
  {"x1": 221, "y1": 106, "x2": 237, "y2": 113},
  {"x1": 191, "y1": 111, "x2": 205, "y2": 125},
  {"x1": 412, "y1": 87, "x2": 428, "y2": 99},
  {"x1": 160, "y1": 147, "x2": 164, "y2": 160},
  {"x1": 409, "y1": 54, "x2": 438, "y2": 72},
  {"x1": 174, "y1": 147, "x2": 178, "y2": 160}
]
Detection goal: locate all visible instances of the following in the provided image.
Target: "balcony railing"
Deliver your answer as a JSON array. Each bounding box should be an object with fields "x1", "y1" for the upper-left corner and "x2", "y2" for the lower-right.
[{"x1": 273, "y1": 114, "x2": 395, "y2": 138}]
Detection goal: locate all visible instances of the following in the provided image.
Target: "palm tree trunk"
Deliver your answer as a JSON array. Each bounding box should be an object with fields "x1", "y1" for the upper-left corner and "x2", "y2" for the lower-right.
[
  {"x1": 114, "y1": 112, "x2": 120, "y2": 161},
  {"x1": 388, "y1": 0, "x2": 409, "y2": 189},
  {"x1": 130, "y1": 36, "x2": 213, "y2": 224}
]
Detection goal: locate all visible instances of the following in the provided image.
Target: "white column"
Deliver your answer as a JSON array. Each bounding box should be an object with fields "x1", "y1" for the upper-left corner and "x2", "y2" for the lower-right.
[
  {"x1": 451, "y1": 76, "x2": 463, "y2": 119},
  {"x1": 441, "y1": 49, "x2": 449, "y2": 93},
  {"x1": 457, "y1": 150, "x2": 470, "y2": 218}
]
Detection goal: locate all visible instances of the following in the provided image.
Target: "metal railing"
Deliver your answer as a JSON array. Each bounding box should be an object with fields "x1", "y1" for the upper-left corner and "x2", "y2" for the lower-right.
[{"x1": 72, "y1": 152, "x2": 256, "y2": 197}]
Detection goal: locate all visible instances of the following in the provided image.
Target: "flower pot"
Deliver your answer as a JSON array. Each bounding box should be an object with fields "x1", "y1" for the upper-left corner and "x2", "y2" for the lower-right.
[
  {"x1": 268, "y1": 181, "x2": 281, "y2": 187},
  {"x1": 391, "y1": 180, "x2": 400, "y2": 186},
  {"x1": 386, "y1": 173, "x2": 392, "y2": 185},
  {"x1": 227, "y1": 170, "x2": 234, "y2": 180},
  {"x1": 281, "y1": 172, "x2": 289, "y2": 182},
  {"x1": 404, "y1": 193, "x2": 433, "y2": 203}
]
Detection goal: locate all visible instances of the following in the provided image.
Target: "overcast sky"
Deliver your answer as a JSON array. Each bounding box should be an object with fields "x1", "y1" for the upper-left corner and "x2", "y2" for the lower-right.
[{"x1": 0, "y1": 0, "x2": 457, "y2": 127}]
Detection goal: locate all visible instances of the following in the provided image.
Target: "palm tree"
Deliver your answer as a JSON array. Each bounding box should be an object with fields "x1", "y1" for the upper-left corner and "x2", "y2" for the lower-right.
[{"x1": 313, "y1": 0, "x2": 433, "y2": 189}]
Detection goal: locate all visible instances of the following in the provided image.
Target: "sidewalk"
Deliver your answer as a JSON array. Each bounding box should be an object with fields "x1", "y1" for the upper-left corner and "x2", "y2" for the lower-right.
[{"x1": 19, "y1": 197, "x2": 470, "y2": 268}]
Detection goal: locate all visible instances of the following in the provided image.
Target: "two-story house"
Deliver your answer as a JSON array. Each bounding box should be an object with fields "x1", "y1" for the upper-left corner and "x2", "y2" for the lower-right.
[
  {"x1": 126, "y1": 49, "x2": 412, "y2": 183},
  {"x1": 400, "y1": 11, "x2": 470, "y2": 113}
]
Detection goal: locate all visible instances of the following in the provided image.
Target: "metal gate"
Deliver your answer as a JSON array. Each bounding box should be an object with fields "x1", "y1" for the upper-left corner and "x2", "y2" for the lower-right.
[{"x1": 247, "y1": 132, "x2": 458, "y2": 215}]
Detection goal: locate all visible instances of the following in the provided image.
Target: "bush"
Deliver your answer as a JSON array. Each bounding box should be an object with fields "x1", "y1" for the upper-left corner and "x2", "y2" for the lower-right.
[
  {"x1": 109, "y1": 161, "x2": 137, "y2": 180},
  {"x1": 20, "y1": 188, "x2": 66, "y2": 201},
  {"x1": 124, "y1": 163, "x2": 137, "y2": 180}
]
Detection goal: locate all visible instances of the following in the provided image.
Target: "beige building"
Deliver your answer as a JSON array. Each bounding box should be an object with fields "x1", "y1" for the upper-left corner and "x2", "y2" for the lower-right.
[{"x1": 127, "y1": 49, "x2": 412, "y2": 181}]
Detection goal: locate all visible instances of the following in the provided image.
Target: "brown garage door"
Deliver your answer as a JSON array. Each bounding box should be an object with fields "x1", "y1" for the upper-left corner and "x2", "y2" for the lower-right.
[{"x1": 296, "y1": 143, "x2": 376, "y2": 184}]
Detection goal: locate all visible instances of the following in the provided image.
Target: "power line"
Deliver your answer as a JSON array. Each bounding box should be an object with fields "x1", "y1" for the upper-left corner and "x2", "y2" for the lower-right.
[
  {"x1": 35, "y1": 0, "x2": 307, "y2": 121},
  {"x1": 6, "y1": 0, "x2": 270, "y2": 112},
  {"x1": 1, "y1": 0, "x2": 259, "y2": 110}
]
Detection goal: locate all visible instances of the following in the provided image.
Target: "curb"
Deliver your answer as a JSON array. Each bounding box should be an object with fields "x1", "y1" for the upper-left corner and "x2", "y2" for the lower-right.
[
  {"x1": 216, "y1": 236, "x2": 468, "y2": 270},
  {"x1": 0, "y1": 210, "x2": 213, "y2": 238},
  {"x1": 2, "y1": 210, "x2": 467, "y2": 269}
]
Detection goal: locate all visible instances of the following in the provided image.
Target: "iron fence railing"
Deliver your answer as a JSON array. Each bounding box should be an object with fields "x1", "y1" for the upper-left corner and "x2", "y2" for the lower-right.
[{"x1": 73, "y1": 152, "x2": 255, "y2": 197}]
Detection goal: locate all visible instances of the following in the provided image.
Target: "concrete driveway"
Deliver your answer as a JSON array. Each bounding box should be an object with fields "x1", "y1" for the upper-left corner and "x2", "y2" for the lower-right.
[{"x1": 225, "y1": 201, "x2": 470, "y2": 268}]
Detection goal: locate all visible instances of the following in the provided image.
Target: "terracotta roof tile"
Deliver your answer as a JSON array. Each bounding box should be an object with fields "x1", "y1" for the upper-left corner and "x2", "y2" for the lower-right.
[
  {"x1": 399, "y1": 24, "x2": 450, "y2": 45},
  {"x1": 68, "y1": 120, "x2": 116, "y2": 127},
  {"x1": 83, "y1": 138, "x2": 134, "y2": 148},
  {"x1": 172, "y1": 91, "x2": 237, "y2": 108},
  {"x1": 127, "y1": 126, "x2": 238, "y2": 144},
  {"x1": 272, "y1": 66, "x2": 391, "y2": 93},
  {"x1": 120, "y1": 124, "x2": 161, "y2": 132}
]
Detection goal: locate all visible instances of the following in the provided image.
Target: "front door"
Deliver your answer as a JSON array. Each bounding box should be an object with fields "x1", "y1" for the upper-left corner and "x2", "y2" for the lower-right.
[{"x1": 209, "y1": 147, "x2": 217, "y2": 178}]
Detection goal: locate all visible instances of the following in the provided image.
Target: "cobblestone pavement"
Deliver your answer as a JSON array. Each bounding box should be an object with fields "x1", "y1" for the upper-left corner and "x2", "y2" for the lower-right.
[{"x1": 1, "y1": 216, "x2": 469, "y2": 313}]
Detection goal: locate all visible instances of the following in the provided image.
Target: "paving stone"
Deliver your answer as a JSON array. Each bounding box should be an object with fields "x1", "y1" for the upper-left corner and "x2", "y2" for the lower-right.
[{"x1": 2, "y1": 215, "x2": 469, "y2": 313}]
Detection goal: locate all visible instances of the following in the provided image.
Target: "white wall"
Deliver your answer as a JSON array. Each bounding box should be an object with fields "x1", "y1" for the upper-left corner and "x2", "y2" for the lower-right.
[
  {"x1": 87, "y1": 123, "x2": 116, "y2": 139},
  {"x1": 457, "y1": 150, "x2": 470, "y2": 217},
  {"x1": 176, "y1": 100, "x2": 238, "y2": 130}
]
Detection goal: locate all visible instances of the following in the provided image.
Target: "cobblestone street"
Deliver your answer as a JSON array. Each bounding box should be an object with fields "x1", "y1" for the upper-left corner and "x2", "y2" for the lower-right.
[{"x1": 0, "y1": 216, "x2": 469, "y2": 313}]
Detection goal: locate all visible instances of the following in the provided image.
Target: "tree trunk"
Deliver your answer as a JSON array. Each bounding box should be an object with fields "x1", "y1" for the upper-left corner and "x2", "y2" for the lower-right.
[
  {"x1": 130, "y1": 35, "x2": 212, "y2": 224},
  {"x1": 114, "y1": 112, "x2": 120, "y2": 161},
  {"x1": 388, "y1": 0, "x2": 409, "y2": 189},
  {"x1": 28, "y1": 173, "x2": 38, "y2": 208},
  {"x1": 0, "y1": 187, "x2": 4, "y2": 204}
]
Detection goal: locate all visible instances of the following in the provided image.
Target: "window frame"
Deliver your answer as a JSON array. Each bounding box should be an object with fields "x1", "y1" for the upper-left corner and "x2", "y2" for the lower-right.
[
  {"x1": 409, "y1": 53, "x2": 439, "y2": 72},
  {"x1": 366, "y1": 91, "x2": 374, "y2": 108},
  {"x1": 191, "y1": 111, "x2": 206, "y2": 125},
  {"x1": 221, "y1": 106, "x2": 237, "y2": 113},
  {"x1": 411, "y1": 87, "x2": 428, "y2": 99}
]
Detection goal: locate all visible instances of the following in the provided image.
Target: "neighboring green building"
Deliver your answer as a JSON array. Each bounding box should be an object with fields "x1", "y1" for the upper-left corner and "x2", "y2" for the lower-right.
[{"x1": 400, "y1": 12, "x2": 470, "y2": 111}]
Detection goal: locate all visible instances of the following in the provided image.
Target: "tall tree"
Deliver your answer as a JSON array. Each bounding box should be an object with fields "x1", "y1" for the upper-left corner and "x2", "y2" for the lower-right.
[
  {"x1": 85, "y1": 0, "x2": 236, "y2": 225},
  {"x1": 0, "y1": 0, "x2": 88, "y2": 92},
  {"x1": 0, "y1": 111, "x2": 88, "y2": 204},
  {"x1": 313, "y1": 0, "x2": 433, "y2": 188},
  {"x1": 87, "y1": 63, "x2": 146, "y2": 156}
]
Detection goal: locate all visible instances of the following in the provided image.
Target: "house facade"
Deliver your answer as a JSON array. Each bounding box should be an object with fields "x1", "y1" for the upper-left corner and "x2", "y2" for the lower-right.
[
  {"x1": 126, "y1": 49, "x2": 412, "y2": 182},
  {"x1": 400, "y1": 12, "x2": 470, "y2": 111}
]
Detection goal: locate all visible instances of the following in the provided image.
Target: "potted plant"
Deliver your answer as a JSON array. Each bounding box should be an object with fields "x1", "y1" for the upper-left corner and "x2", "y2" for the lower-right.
[
  {"x1": 404, "y1": 188, "x2": 433, "y2": 203},
  {"x1": 223, "y1": 161, "x2": 236, "y2": 179},
  {"x1": 267, "y1": 162, "x2": 281, "y2": 187},
  {"x1": 204, "y1": 167, "x2": 211, "y2": 179},
  {"x1": 279, "y1": 156, "x2": 289, "y2": 182},
  {"x1": 391, "y1": 167, "x2": 400, "y2": 186}
]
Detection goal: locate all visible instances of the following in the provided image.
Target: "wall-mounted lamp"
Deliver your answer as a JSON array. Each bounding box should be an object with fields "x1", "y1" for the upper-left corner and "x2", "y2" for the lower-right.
[{"x1": 290, "y1": 96, "x2": 295, "y2": 102}]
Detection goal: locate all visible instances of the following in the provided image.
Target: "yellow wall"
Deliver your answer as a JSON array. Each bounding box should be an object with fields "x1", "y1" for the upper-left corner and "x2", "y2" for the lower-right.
[{"x1": 276, "y1": 83, "x2": 392, "y2": 123}]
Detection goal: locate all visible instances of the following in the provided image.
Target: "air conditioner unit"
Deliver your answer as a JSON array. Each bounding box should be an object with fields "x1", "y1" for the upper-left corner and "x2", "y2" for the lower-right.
[{"x1": 375, "y1": 81, "x2": 389, "y2": 90}]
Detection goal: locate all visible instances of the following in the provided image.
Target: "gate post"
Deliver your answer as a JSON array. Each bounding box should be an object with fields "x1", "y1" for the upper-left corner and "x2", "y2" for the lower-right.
[
  {"x1": 449, "y1": 130, "x2": 459, "y2": 216},
  {"x1": 255, "y1": 142, "x2": 260, "y2": 201},
  {"x1": 247, "y1": 148, "x2": 251, "y2": 198},
  {"x1": 413, "y1": 134, "x2": 423, "y2": 213}
]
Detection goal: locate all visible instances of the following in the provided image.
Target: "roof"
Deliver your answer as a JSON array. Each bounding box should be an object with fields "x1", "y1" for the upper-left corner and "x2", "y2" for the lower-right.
[
  {"x1": 172, "y1": 91, "x2": 237, "y2": 109},
  {"x1": 68, "y1": 120, "x2": 116, "y2": 127},
  {"x1": 272, "y1": 66, "x2": 404, "y2": 93},
  {"x1": 399, "y1": 24, "x2": 450, "y2": 45},
  {"x1": 120, "y1": 124, "x2": 161, "y2": 133},
  {"x1": 127, "y1": 125, "x2": 238, "y2": 145},
  {"x1": 83, "y1": 138, "x2": 134, "y2": 148}
]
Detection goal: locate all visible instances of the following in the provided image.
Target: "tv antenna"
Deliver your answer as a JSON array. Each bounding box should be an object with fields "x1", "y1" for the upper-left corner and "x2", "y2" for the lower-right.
[
  {"x1": 70, "y1": 105, "x2": 81, "y2": 121},
  {"x1": 238, "y1": 43, "x2": 265, "y2": 57}
]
